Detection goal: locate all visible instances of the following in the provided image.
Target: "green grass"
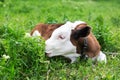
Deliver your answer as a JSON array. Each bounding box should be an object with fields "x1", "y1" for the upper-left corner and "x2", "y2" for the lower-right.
[{"x1": 0, "y1": 0, "x2": 120, "y2": 80}]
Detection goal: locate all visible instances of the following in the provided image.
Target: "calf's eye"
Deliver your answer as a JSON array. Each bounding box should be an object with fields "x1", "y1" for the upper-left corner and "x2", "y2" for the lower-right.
[{"x1": 58, "y1": 35, "x2": 65, "y2": 39}]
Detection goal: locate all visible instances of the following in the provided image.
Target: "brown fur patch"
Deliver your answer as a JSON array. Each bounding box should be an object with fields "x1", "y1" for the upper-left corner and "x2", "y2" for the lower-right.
[
  {"x1": 31, "y1": 23, "x2": 63, "y2": 40},
  {"x1": 71, "y1": 24, "x2": 101, "y2": 58}
]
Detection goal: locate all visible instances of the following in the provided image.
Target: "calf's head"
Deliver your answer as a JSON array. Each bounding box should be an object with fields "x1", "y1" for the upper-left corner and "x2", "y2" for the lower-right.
[{"x1": 45, "y1": 22, "x2": 91, "y2": 57}]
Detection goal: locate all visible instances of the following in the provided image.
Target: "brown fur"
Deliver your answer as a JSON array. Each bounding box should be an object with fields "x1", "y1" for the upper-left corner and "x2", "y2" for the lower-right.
[
  {"x1": 31, "y1": 23, "x2": 63, "y2": 40},
  {"x1": 31, "y1": 23, "x2": 101, "y2": 58},
  {"x1": 71, "y1": 24, "x2": 101, "y2": 58}
]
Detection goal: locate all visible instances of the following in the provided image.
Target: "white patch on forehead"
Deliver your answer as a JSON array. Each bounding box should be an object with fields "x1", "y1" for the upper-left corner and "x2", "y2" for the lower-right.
[{"x1": 50, "y1": 21, "x2": 73, "y2": 38}]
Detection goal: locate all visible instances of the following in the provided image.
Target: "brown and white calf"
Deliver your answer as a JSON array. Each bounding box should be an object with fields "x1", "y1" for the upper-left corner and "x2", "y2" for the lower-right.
[{"x1": 29, "y1": 21, "x2": 107, "y2": 63}]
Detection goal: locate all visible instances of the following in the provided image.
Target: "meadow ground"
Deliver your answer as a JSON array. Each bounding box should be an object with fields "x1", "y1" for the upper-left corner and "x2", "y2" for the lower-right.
[{"x1": 0, "y1": 0, "x2": 120, "y2": 80}]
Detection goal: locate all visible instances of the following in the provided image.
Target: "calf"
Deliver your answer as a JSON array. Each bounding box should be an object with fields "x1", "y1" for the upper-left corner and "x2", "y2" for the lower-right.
[{"x1": 30, "y1": 21, "x2": 107, "y2": 63}]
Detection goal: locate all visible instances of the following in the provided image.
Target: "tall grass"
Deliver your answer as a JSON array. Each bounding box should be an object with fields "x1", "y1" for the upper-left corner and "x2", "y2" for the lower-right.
[
  {"x1": 92, "y1": 15, "x2": 120, "y2": 52},
  {"x1": 0, "y1": 0, "x2": 120, "y2": 80}
]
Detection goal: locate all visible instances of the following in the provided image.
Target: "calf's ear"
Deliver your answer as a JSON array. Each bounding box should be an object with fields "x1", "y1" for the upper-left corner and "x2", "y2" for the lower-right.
[{"x1": 72, "y1": 26, "x2": 91, "y2": 40}]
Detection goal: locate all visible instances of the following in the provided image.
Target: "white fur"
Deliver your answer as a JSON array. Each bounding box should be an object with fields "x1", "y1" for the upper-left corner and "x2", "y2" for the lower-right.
[
  {"x1": 63, "y1": 53, "x2": 80, "y2": 63},
  {"x1": 92, "y1": 51, "x2": 107, "y2": 63},
  {"x1": 25, "y1": 30, "x2": 41, "y2": 37},
  {"x1": 32, "y1": 30, "x2": 41, "y2": 37}
]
